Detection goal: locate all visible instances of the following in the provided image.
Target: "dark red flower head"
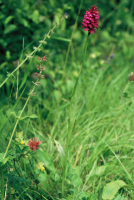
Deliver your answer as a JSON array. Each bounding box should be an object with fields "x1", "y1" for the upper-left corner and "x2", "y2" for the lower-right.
[
  {"x1": 28, "y1": 138, "x2": 42, "y2": 151},
  {"x1": 82, "y1": 5, "x2": 100, "y2": 34}
]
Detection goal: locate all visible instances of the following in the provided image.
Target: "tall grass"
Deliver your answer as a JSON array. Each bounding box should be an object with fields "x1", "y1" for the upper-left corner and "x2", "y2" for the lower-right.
[{"x1": 0, "y1": 1, "x2": 134, "y2": 200}]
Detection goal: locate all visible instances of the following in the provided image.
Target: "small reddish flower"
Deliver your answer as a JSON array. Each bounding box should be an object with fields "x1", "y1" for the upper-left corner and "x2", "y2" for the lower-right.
[
  {"x1": 129, "y1": 72, "x2": 134, "y2": 81},
  {"x1": 82, "y1": 5, "x2": 100, "y2": 34},
  {"x1": 28, "y1": 138, "x2": 42, "y2": 151},
  {"x1": 37, "y1": 55, "x2": 47, "y2": 62},
  {"x1": 42, "y1": 55, "x2": 47, "y2": 61}
]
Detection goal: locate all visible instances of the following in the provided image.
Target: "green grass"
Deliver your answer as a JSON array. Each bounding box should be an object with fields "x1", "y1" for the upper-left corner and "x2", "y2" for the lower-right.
[{"x1": 0, "y1": 2, "x2": 134, "y2": 199}]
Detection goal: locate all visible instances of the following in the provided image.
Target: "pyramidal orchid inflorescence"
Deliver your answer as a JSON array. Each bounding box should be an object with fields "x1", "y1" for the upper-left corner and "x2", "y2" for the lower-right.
[{"x1": 82, "y1": 5, "x2": 100, "y2": 34}]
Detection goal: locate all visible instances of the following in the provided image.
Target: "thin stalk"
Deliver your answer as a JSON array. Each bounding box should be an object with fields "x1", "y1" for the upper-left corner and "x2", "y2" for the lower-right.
[
  {"x1": 0, "y1": 50, "x2": 37, "y2": 89},
  {"x1": 3, "y1": 82, "x2": 37, "y2": 160},
  {"x1": 55, "y1": 0, "x2": 84, "y2": 120},
  {"x1": 61, "y1": 33, "x2": 90, "y2": 196},
  {"x1": 61, "y1": 0, "x2": 84, "y2": 83},
  {"x1": 0, "y1": 16, "x2": 65, "y2": 89},
  {"x1": 69, "y1": 33, "x2": 90, "y2": 119},
  {"x1": 0, "y1": 166, "x2": 4, "y2": 200}
]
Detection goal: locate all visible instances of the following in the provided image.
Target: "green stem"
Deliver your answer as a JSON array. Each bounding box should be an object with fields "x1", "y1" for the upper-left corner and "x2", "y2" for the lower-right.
[
  {"x1": 61, "y1": 33, "x2": 90, "y2": 196},
  {"x1": 55, "y1": 0, "x2": 84, "y2": 120},
  {"x1": 0, "y1": 49, "x2": 38, "y2": 89},
  {"x1": 0, "y1": 166, "x2": 4, "y2": 200},
  {"x1": 3, "y1": 95, "x2": 30, "y2": 159},
  {"x1": 3, "y1": 82, "x2": 37, "y2": 160},
  {"x1": 0, "y1": 17, "x2": 64, "y2": 89},
  {"x1": 61, "y1": 0, "x2": 84, "y2": 83},
  {"x1": 69, "y1": 33, "x2": 90, "y2": 119}
]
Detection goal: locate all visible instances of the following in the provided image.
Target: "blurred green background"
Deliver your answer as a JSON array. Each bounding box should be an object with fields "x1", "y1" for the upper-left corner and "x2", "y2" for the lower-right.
[{"x1": 0, "y1": 0, "x2": 134, "y2": 104}]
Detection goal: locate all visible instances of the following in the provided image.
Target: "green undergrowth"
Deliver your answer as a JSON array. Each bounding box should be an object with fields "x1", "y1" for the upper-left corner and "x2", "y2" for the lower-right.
[
  {"x1": 1, "y1": 34, "x2": 134, "y2": 199},
  {"x1": 0, "y1": 0, "x2": 134, "y2": 199}
]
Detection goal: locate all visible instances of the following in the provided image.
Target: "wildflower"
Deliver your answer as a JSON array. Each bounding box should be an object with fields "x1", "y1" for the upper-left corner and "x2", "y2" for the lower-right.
[
  {"x1": 39, "y1": 40, "x2": 47, "y2": 45},
  {"x1": 82, "y1": 5, "x2": 100, "y2": 34},
  {"x1": 129, "y1": 72, "x2": 134, "y2": 81},
  {"x1": 36, "y1": 65, "x2": 45, "y2": 71},
  {"x1": 41, "y1": 167, "x2": 45, "y2": 171},
  {"x1": 34, "y1": 72, "x2": 44, "y2": 79},
  {"x1": 25, "y1": 155, "x2": 28, "y2": 159},
  {"x1": 36, "y1": 65, "x2": 40, "y2": 70},
  {"x1": 35, "y1": 72, "x2": 39, "y2": 76},
  {"x1": 37, "y1": 56, "x2": 42, "y2": 61},
  {"x1": 28, "y1": 138, "x2": 42, "y2": 151},
  {"x1": 32, "y1": 81, "x2": 41, "y2": 86},
  {"x1": 42, "y1": 55, "x2": 47, "y2": 61},
  {"x1": 90, "y1": 53, "x2": 96, "y2": 58},
  {"x1": 100, "y1": 60, "x2": 105, "y2": 65},
  {"x1": 63, "y1": 13, "x2": 68, "y2": 19},
  {"x1": 10, "y1": 168, "x2": 14, "y2": 172},
  {"x1": 20, "y1": 141, "x2": 25, "y2": 145},
  {"x1": 36, "y1": 162, "x2": 45, "y2": 171},
  {"x1": 32, "y1": 92, "x2": 36, "y2": 96},
  {"x1": 26, "y1": 54, "x2": 33, "y2": 59},
  {"x1": 37, "y1": 55, "x2": 47, "y2": 62},
  {"x1": 40, "y1": 66, "x2": 45, "y2": 71}
]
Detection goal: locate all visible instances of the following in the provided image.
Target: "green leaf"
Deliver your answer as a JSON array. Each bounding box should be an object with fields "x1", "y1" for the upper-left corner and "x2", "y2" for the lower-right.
[
  {"x1": 21, "y1": 146, "x2": 29, "y2": 153},
  {"x1": 51, "y1": 36, "x2": 71, "y2": 42},
  {"x1": 102, "y1": 180, "x2": 126, "y2": 200},
  {"x1": 54, "y1": 139, "x2": 65, "y2": 165},
  {"x1": 7, "y1": 111, "x2": 38, "y2": 121},
  {"x1": 20, "y1": 18, "x2": 29, "y2": 27},
  {"x1": 0, "y1": 153, "x2": 9, "y2": 167},
  {"x1": 113, "y1": 193, "x2": 127, "y2": 200},
  {"x1": 4, "y1": 24, "x2": 17, "y2": 34},
  {"x1": 89, "y1": 193, "x2": 98, "y2": 200},
  {"x1": 13, "y1": 180, "x2": 20, "y2": 191},
  {"x1": 53, "y1": 90, "x2": 61, "y2": 102},
  {"x1": 68, "y1": 166, "x2": 82, "y2": 188},
  {"x1": 16, "y1": 131, "x2": 23, "y2": 140},
  {"x1": 4, "y1": 16, "x2": 14, "y2": 25},
  {"x1": 66, "y1": 79, "x2": 74, "y2": 93},
  {"x1": 20, "y1": 114, "x2": 39, "y2": 121},
  {"x1": 19, "y1": 59, "x2": 31, "y2": 91},
  {"x1": 31, "y1": 10, "x2": 39, "y2": 23},
  {"x1": 0, "y1": 153, "x2": 4, "y2": 161},
  {"x1": 0, "y1": 39, "x2": 7, "y2": 48},
  {"x1": 37, "y1": 173, "x2": 47, "y2": 184},
  {"x1": 36, "y1": 150, "x2": 55, "y2": 171},
  {"x1": 92, "y1": 165, "x2": 106, "y2": 177}
]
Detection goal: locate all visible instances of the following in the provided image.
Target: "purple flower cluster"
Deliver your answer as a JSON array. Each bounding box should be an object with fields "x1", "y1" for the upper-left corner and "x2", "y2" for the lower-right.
[{"x1": 82, "y1": 5, "x2": 100, "y2": 33}]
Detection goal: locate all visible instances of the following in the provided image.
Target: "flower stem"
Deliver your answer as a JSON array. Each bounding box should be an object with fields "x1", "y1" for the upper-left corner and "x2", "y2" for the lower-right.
[
  {"x1": 55, "y1": 0, "x2": 84, "y2": 121},
  {"x1": 69, "y1": 33, "x2": 90, "y2": 118},
  {"x1": 62, "y1": 33, "x2": 90, "y2": 196},
  {"x1": 0, "y1": 16, "x2": 65, "y2": 89}
]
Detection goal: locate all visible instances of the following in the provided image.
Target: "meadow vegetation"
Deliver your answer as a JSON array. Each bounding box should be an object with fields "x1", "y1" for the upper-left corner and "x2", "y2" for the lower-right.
[{"x1": 0, "y1": 0, "x2": 134, "y2": 199}]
